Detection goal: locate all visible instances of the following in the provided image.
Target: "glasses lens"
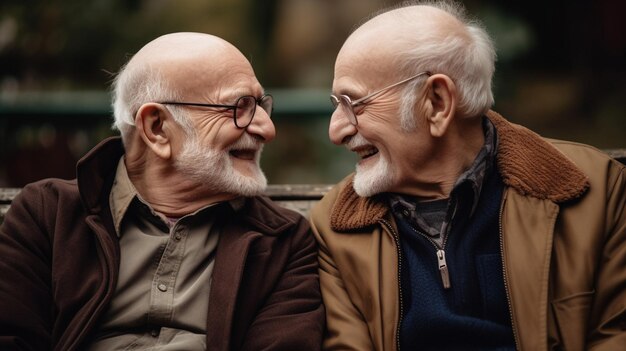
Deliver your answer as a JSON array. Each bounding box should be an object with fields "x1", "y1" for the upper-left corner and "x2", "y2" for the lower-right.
[
  {"x1": 235, "y1": 96, "x2": 255, "y2": 128},
  {"x1": 339, "y1": 95, "x2": 357, "y2": 126},
  {"x1": 260, "y1": 95, "x2": 273, "y2": 118}
]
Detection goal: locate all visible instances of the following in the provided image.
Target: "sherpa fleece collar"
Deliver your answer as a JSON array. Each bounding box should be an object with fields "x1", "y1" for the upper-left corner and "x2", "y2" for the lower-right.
[{"x1": 329, "y1": 110, "x2": 590, "y2": 231}]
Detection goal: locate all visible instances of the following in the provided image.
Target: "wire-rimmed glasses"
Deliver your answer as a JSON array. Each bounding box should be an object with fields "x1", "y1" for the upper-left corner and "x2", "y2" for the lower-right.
[{"x1": 330, "y1": 71, "x2": 431, "y2": 126}]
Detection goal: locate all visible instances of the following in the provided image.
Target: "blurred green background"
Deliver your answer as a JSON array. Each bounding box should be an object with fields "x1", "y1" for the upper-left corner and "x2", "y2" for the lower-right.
[{"x1": 0, "y1": 0, "x2": 624, "y2": 187}]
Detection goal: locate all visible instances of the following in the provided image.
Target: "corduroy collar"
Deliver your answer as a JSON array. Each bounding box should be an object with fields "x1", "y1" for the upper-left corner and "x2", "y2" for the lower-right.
[{"x1": 330, "y1": 110, "x2": 590, "y2": 232}]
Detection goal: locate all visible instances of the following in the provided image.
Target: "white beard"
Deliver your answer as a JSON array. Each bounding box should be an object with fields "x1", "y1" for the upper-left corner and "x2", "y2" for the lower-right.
[
  {"x1": 348, "y1": 133, "x2": 396, "y2": 197},
  {"x1": 174, "y1": 133, "x2": 267, "y2": 197}
]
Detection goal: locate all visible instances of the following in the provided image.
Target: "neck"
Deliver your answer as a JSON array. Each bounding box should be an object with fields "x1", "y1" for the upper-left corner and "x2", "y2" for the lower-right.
[
  {"x1": 125, "y1": 142, "x2": 236, "y2": 217},
  {"x1": 401, "y1": 117, "x2": 485, "y2": 200}
]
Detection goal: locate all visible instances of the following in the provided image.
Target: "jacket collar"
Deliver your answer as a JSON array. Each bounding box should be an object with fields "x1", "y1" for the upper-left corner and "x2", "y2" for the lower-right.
[
  {"x1": 330, "y1": 110, "x2": 590, "y2": 231},
  {"x1": 76, "y1": 137, "x2": 125, "y2": 215},
  {"x1": 76, "y1": 136, "x2": 296, "y2": 235}
]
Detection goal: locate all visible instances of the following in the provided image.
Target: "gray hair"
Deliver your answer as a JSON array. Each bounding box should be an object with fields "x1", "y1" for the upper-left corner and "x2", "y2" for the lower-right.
[
  {"x1": 111, "y1": 63, "x2": 194, "y2": 142},
  {"x1": 388, "y1": 1, "x2": 496, "y2": 128}
]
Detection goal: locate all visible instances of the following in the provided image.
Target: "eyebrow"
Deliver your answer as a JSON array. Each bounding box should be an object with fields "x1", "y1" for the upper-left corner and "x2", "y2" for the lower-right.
[
  {"x1": 225, "y1": 86, "x2": 265, "y2": 101},
  {"x1": 333, "y1": 87, "x2": 363, "y2": 99}
]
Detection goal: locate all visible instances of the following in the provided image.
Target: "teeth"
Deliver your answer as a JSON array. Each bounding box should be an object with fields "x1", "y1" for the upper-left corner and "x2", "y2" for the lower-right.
[
  {"x1": 229, "y1": 149, "x2": 258, "y2": 161},
  {"x1": 346, "y1": 134, "x2": 377, "y2": 159},
  {"x1": 356, "y1": 147, "x2": 377, "y2": 159}
]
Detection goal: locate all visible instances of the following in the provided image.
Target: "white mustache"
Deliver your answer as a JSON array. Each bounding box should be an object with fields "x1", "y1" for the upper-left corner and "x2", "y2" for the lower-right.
[
  {"x1": 229, "y1": 133, "x2": 263, "y2": 152},
  {"x1": 346, "y1": 133, "x2": 370, "y2": 150}
]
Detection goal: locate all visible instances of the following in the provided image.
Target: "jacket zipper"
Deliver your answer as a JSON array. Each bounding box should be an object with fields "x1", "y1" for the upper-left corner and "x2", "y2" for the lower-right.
[
  {"x1": 380, "y1": 219, "x2": 403, "y2": 351},
  {"x1": 498, "y1": 193, "x2": 521, "y2": 350},
  {"x1": 408, "y1": 225, "x2": 451, "y2": 289},
  {"x1": 406, "y1": 198, "x2": 457, "y2": 289}
]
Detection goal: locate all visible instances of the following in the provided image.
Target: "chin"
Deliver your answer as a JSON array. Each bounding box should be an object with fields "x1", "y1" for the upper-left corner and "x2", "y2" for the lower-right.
[
  {"x1": 205, "y1": 159, "x2": 268, "y2": 197},
  {"x1": 352, "y1": 156, "x2": 395, "y2": 197},
  {"x1": 229, "y1": 168, "x2": 268, "y2": 196},
  {"x1": 227, "y1": 157, "x2": 268, "y2": 196}
]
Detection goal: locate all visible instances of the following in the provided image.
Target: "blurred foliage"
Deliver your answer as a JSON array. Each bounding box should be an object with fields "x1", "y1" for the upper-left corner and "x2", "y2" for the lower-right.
[{"x1": 0, "y1": 0, "x2": 625, "y2": 187}]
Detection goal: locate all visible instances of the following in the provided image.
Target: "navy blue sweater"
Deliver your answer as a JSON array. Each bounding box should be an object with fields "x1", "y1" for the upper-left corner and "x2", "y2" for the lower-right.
[{"x1": 397, "y1": 171, "x2": 515, "y2": 350}]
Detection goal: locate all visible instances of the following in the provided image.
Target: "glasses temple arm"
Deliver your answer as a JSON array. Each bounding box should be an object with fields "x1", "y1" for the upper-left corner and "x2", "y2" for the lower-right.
[{"x1": 351, "y1": 71, "x2": 431, "y2": 106}]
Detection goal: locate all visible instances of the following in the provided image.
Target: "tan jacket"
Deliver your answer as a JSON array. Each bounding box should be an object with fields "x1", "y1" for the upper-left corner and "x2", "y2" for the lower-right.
[{"x1": 310, "y1": 111, "x2": 626, "y2": 351}]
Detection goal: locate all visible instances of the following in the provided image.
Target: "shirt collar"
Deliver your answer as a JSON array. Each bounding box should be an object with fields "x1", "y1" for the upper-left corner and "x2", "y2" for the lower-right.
[
  {"x1": 449, "y1": 116, "x2": 498, "y2": 215},
  {"x1": 109, "y1": 157, "x2": 138, "y2": 236}
]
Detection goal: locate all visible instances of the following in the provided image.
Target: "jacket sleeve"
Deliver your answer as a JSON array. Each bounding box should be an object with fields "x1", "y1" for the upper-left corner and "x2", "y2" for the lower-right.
[
  {"x1": 0, "y1": 184, "x2": 53, "y2": 350},
  {"x1": 240, "y1": 216, "x2": 325, "y2": 351},
  {"x1": 588, "y1": 163, "x2": 626, "y2": 350},
  {"x1": 310, "y1": 209, "x2": 374, "y2": 351}
]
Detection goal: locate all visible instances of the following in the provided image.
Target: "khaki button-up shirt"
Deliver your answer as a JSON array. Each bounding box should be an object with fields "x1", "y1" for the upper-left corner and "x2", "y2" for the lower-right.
[{"x1": 87, "y1": 158, "x2": 240, "y2": 350}]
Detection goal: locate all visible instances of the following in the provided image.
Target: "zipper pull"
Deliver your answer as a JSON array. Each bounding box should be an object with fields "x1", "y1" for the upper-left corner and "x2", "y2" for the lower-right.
[{"x1": 437, "y1": 249, "x2": 451, "y2": 289}]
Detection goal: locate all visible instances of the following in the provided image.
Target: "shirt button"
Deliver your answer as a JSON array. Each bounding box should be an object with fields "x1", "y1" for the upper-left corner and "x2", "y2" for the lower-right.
[
  {"x1": 402, "y1": 209, "x2": 410, "y2": 217},
  {"x1": 157, "y1": 283, "x2": 167, "y2": 292},
  {"x1": 174, "y1": 234, "x2": 182, "y2": 241},
  {"x1": 151, "y1": 329, "x2": 159, "y2": 337}
]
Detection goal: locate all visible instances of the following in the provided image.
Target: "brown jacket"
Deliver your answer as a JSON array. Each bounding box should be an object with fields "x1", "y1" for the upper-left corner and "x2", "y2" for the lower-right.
[
  {"x1": 311, "y1": 111, "x2": 626, "y2": 351},
  {"x1": 0, "y1": 137, "x2": 324, "y2": 351}
]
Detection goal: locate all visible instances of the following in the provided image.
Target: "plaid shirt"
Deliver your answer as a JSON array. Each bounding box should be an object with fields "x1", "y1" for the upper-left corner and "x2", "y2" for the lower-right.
[{"x1": 389, "y1": 117, "x2": 497, "y2": 248}]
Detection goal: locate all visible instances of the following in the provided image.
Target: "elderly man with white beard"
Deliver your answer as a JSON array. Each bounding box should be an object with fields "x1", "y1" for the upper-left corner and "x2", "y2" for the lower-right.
[
  {"x1": 310, "y1": 1, "x2": 626, "y2": 350},
  {"x1": 0, "y1": 32, "x2": 324, "y2": 351}
]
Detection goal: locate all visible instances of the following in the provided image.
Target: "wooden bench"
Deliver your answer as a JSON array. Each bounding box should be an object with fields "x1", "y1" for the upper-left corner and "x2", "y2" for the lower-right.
[
  {"x1": 1, "y1": 149, "x2": 625, "y2": 223},
  {"x1": 0, "y1": 184, "x2": 333, "y2": 223}
]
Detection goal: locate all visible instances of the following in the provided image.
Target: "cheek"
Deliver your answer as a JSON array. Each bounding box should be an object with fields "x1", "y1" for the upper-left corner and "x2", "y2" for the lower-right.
[
  {"x1": 195, "y1": 118, "x2": 243, "y2": 149},
  {"x1": 359, "y1": 101, "x2": 402, "y2": 127},
  {"x1": 357, "y1": 110, "x2": 404, "y2": 141}
]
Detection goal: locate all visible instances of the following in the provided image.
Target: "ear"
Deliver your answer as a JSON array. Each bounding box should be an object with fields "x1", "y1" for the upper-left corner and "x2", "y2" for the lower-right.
[
  {"x1": 425, "y1": 74, "x2": 457, "y2": 138},
  {"x1": 134, "y1": 103, "x2": 172, "y2": 159}
]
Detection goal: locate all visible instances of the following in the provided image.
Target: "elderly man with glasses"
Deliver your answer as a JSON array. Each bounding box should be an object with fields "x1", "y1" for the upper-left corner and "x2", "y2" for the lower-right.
[
  {"x1": 0, "y1": 32, "x2": 324, "y2": 350},
  {"x1": 311, "y1": 2, "x2": 626, "y2": 351}
]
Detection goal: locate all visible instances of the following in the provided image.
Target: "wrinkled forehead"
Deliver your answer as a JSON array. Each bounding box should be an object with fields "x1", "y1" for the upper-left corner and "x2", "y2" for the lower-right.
[
  {"x1": 169, "y1": 51, "x2": 260, "y2": 97},
  {"x1": 333, "y1": 25, "x2": 406, "y2": 88},
  {"x1": 334, "y1": 5, "x2": 462, "y2": 80}
]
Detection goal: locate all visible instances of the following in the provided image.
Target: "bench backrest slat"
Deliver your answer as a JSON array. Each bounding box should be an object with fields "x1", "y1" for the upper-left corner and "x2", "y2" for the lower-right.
[{"x1": 1, "y1": 150, "x2": 625, "y2": 222}]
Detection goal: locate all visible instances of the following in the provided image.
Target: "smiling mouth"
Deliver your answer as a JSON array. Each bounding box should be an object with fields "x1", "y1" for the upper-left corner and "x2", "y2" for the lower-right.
[
  {"x1": 229, "y1": 149, "x2": 257, "y2": 161},
  {"x1": 353, "y1": 146, "x2": 379, "y2": 161}
]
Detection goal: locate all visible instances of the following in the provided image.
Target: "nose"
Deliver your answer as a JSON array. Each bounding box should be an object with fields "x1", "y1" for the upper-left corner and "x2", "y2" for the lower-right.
[
  {"x1": 328, "y1": 108, "x2": 357, "y2": 145},
  {"x1": 245, "y1": 106, "x2": 276, "y2": 143}
]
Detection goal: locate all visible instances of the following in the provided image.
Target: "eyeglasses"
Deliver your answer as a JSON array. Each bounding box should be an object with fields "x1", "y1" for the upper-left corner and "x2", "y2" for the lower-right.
[
  {"x1": 330, "y1": 71, "x2": 431, "y2": 126},
  {"x1": 160, "y1": 94, "x2": 273, "y2": 129}
]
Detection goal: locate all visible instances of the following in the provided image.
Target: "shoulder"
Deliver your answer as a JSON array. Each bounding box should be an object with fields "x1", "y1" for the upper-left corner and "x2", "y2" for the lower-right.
[
  {"x1": 1, "y1": 178, "x2": 82, "y2": 246},
  {"x1": 545, "y1": 140, "x2": 626, "y2": 212},
  {"x1": 11, "y1": 178, "x2": 80, "y2": 214},
  {"x1": 549, "y1": 139, "x2": 621, "y2": 167},
  {"x1": 548, "y1": 139, "x2": 625, "y2": 182},
  {"x1": 310, "y1": 174, "x2": 353, "y2": 224},
  {"x1": 242, "y1": 195, "x2": 310, "y2": 235},
  {"x1": 309, "y1": 175, "x2": 356, "y2": 244}
]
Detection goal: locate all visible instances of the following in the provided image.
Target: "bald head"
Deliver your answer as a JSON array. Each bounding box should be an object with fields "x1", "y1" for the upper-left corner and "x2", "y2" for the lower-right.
[
  {"x1": 335, "y1": 1, "x2": 496, "y2": 119},
  {"x1": 112, "y1": 32, "x2": 259, "y2": 141},
  {"x1": 130, "y1": 32, "x2": 234, "y2": 65},
  {"x1": 341, "y1": 5, "x2": 467, "y2": 59},
  {"x1": 127, "y1": 33, "x2": 249, "y2": 89}
]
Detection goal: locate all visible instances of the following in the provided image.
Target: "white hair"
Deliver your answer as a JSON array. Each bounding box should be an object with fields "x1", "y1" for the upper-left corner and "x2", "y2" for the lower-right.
[
  {"x1": 389, "y1": 0, "x2": 496, "y2": 125},
  {"x1": 111, "y1": 63, "x2": 194, "y2": 143},
  {"x1": 399, "y1": 74, "x2": 428, "y2": 130}
]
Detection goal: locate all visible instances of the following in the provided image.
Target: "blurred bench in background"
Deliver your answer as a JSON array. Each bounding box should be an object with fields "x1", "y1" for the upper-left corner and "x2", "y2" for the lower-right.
[
  {"x1": 0, "y1": 184, "x2": 333, "y2": 223},
  {"x1": 1, "y1": 149, "x2": 625, "y2": 223}
]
